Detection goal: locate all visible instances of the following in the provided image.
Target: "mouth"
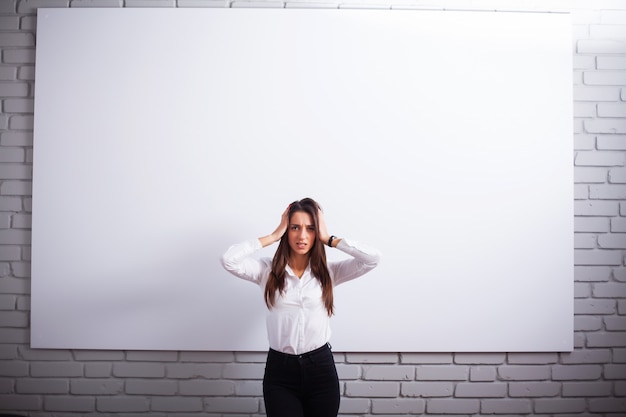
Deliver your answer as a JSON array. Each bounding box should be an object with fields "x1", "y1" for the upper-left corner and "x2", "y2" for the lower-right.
[{"x1": 296, "y1": 243, "x2": 307, "y2": 250}]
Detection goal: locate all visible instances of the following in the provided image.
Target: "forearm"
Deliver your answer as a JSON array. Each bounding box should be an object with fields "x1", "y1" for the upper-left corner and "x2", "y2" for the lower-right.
[{"x1": 258, "y1": 232, "x2": 281, "y2": 248}]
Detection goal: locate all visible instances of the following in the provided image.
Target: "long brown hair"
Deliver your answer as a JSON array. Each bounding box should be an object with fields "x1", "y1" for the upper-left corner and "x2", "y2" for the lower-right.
[{"x1": 264, "y1": 198, "x2": 334, "y2": 316}]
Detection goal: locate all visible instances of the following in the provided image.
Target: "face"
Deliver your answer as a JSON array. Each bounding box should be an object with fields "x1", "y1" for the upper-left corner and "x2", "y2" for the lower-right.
[{"x1": 287, "y1": 211, "x2": 316, "y2": 257}]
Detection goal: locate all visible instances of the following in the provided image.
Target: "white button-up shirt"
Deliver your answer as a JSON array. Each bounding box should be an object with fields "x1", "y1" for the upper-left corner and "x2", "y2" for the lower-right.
[{"x1": 221, "y1": 238, "x2": 381, "y2": 354}]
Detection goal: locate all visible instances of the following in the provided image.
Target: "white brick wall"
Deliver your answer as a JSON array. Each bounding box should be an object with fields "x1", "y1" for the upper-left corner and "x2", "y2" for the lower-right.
[{"x1": 0, "y1": 0, "x2": 624, "y2": 415}]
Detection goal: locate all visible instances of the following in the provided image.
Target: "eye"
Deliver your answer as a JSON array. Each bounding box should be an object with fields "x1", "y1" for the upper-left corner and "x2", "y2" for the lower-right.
[
  {"x1": 290, "y1": 225, "x2": 299, "y2": 231},
  {"x1": 307, "y1": 226, "x2": 316, "y2": 231}
]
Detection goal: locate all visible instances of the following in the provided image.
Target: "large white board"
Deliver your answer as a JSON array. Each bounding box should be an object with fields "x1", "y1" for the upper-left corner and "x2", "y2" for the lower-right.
[{"x1": 31, "y1": 8, "x2": 573, "y2": 352}]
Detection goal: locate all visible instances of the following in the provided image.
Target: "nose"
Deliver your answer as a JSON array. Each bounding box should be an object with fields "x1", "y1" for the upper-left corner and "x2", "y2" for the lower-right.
[{"x1": 299, "y1": 228, "x2": 307, "y2": 239}]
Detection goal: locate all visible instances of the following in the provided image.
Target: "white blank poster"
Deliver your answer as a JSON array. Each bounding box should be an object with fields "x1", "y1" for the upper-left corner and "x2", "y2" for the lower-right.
[{"x1": 31, "y1": 8, "x2": 573, "y2": 352}]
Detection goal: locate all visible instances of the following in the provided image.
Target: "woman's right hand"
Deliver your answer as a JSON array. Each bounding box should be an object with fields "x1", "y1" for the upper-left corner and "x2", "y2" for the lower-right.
[{"x1": 259, "y1": 204, "x2": 290, "y2": 248}]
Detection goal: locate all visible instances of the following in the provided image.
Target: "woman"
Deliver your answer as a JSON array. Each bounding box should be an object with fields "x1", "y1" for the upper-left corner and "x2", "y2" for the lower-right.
[{"x1": 221, "y1": 198, "x2": 381, "y2": 417}]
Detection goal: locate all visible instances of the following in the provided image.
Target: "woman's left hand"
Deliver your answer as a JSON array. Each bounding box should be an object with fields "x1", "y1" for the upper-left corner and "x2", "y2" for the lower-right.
[{"x1": 317, "y1": 207, "x2": 331, "y2": 245}]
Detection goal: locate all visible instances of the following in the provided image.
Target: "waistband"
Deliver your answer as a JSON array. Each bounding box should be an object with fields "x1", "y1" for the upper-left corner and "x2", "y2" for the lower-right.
[{"x1": 269, "y1": 343, "x2": 332, "y2": 359}]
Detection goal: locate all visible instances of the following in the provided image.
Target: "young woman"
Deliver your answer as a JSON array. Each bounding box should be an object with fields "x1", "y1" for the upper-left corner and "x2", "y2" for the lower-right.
[{"x1": 221, "y1": 198, "x2": 381, "y2": 417}]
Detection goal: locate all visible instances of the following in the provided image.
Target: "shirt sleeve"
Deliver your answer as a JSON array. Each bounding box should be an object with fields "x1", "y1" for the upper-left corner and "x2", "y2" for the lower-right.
[
  {"x1": 329, "y1": 238, "x2": 382, "y2": 286},
  {"x1": 220, "y1": 238, "x2": 268, "y2": 286}
]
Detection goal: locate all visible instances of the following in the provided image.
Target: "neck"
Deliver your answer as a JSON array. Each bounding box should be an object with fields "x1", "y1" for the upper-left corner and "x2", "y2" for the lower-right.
[{"x1": 289, "y1": 253, "x2": 309, "y2": 271}]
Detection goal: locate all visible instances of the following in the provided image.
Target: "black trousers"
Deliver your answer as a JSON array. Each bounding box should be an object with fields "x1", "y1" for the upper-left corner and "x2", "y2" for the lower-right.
[{"x1": 263, "y1": 343, "x2": 340, "y2": 417}]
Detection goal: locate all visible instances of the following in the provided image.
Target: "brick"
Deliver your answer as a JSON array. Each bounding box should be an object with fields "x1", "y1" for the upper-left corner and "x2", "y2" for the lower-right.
[
  {"x1": 589, "y1": 398, "x2": 626, "y2": 413},
  {"x1": 73, "y1": 350, "x2": 125, "y2": 361},
  {"x1": 112, "y1": 362, "x2": 165, "y2": 378},
  {"x1": 346, "y1": 352, "x2": 398, "y2": 363},
  {"x1": 591, "y1": 184, "x2": 626, "y2": 199},
  {"x1": 338, "y1": 397, "x2": 369, "y2": 413},
  {"x1": 0, "y1": 293, "x2": 16, "y2": 309},
  {"x1": 17, "y1": 0, "x2": 70, "y2": 13},
  {"x1": 576, "y1": 151, "x2": 624, "y2": 166},
  {"x1": 594, "y1": 282, "x2": 626, "y2": 297},
  {"x1": 604, "y1": 364, "x2": 626, "y2": 379},
  {"x1": 126, "y1": 350, "x2": 178, "y2": 362},
  {"x1": 179, "y1": 351, "x2": 234, "y2": 362},
  {"x1": 454, "y1": 353, "x2": 505, "y2": 365},
  {"x1": 70, "y1": 0, "x2": 124, "y2": 6},
  {"x1": 506, "y1": 353, "x2": 558, "y2": 365},
  {"x1": 0, "y1": 328, "x2": 28, "y2": 343},
  {"x1": 552, "y1": 364, "x2": 602, "y2": 380},
  {"x1": 598, "y1": 56, "x2": 626, "y2": 70},
  {"x1": 469, "y1": 366, "x2": 495, "y2": 382},
  {"x1": 598, "y1": 103, "x2": 626, "y2": 118},
  {"x1": 509, "y1": 382, "x2": 561, "y2": 397},
  {"x1": 0, "y1": 394, "x2": 41, "y2": 410},
  {"x1": 0, "y1": 229, "x2": 30, "y2": 244},
  {"x1": 574, "y1": 168, "x2": 609, "y2": 184},
  {"x1": 125, "y1": 379, "x2": 177, "y2": 395},
  {"x1": 610, "y1": 167, "x2": 626, "y2": 183},
  {"x1": 497, "y1": 365, "x2": 551, "y2": 381},
  {"x1": 575, "y1": 266, "x2": 612, "y2": 281},
  {"x1": 0, "y1": 360, "x2": 28, "y2": 376},
  {"x1": 400, "y1": 352, "x2": 452, "y2": 364},
  {"x1": 0, "y1": 310, "x2": 28, "y2": 327},
  {"x1": 9, "y1": 115, "x2": 34, "y2": 129},
  {"x1": 0, "y1": 131, "x2": 33, "y2": 146},
  {"x1": 563, "y1": 381, "x2": 612, "y2": 397},
  {"x1": 605, "y1": 316, "x2": 626, "y2": 330},
  {"x1": 0, "y1": 165, "x2": 31, "y2": 179},
  {"x1": 455, "y1": 382, "x2": 506, "y2": 398},
  {"x1": 235, "y1": 351, "x2": 266, "y2": 363},
  {"x1": 96, "y1": 396, "x2": 150, "y2": 412},
  {"x1": 345, "y1": 381, "x2": 399, "y2": 397},
  {"x1": 204, "y1": 397, "x2": 259, "y2": 413},
  {"x1": 0, "y1": 196, "x2": 22, "y2": 211},
  {"x1": 561, "y1": 348, "x2": 611, "y2": 364},
  {"x1": 336, "y1": 363, "x2": 360, "y2": 379},
  {"x1": 535, "y1": 398, "x2": 587, "y2": 413},
  {"x1": 575, "y1": 299, "x2": 616, "y2": 314},
  {"x1": 574, "y1": 184, "x2": 589, "y2": 199},
  {"x1": 587, "y1": 331, "x2": 626, "y2": 347},
  {"x1": 167, "y1": 363, "x2": 221, "y2": 379},
  {"x1": 222, "y1": 363, "x2": 264, "y2": 379},
  {"x1": 0, "y1": 180, "x2": 32, "y2": 196},
  {"x1": 16, "y1": 378, "x2": 69, "y2": 394},
  {"x1": 575, "y1": 249, "x2": 622, "y2": 265},
  {"x1": 574, "y1": 86, "x2": 620, "y2": 101},
  {"x1": 598, "y1": 234, "x2": 626, "y2": 249},
  {"x1": 44, "y1": 395, "x2": 95, "y2": 412},
  {"x1": 416, "y1": 365, "x2": 468, "y2": 381},
  {"x1": 481, "y1": 399, "x2": 532, "y2": 414},
  {"x1": 84, "y1": 363, "x2": 112, "y2": 378},
  {"x1": 597, "y1": 135, "x2": 626, "y2": 150},
  {"x1": 615, "y1": 267, "x2": 626, "y2": 281},
  {"x1": 584, "y1": 71, "x2": 626, "y2": 86},
  {"x1": 236, "y1": 380, "x2": 262, "y2": 396},
  {"x1": 363, "y1": 365, "x2": 414, "y2": 380},
  {"x1": 11, "y1": 214, "x2": 31, "y2": 229},
  {"x1": 575, "y1": 233, "x2": 596, "y2": 249},
  {"x1": 575, "y1": 315, "x2": 602, "y2": 332},
  {"x1": 179, "y1": 379, "x2": 235, "y2": 396},
  {"x1": 578, "y1": 39, "x2": 626, "y2": 54},
  {"x1": 31, "y1": 362, "x2": 82, "y2": 377},
  {"x1": 574, "y1": 101, "x2": 596, "y2": 117},
  {"x1": 0, "y1": 82, "x2": 28, "y2": 97},
  {"x1": 3, "y1": 98, "x2": 34, "y2": 113},
  {"x1": 585, "y1": 119, "x2": 626, "y2": 134},
  {"x1": 401, "y1": 381, "x2": 452, "y2": 397},
  {"x1": 371, "y1": 398, "x2": 425, "y2": 414},
  {"x1": 151, "y1": 396, "x2": 204, "y2": 411},
  {"x1": 70, "y1": 379, "x2": 123, "y2": 395},
  {"x1": 574, "y1": 134, "x2": 595, "y2": 150},
  {"x1": 426, "y1": 398, "x2": 479, "y2": 414},
  {"x1": 17, "y1": 65, "x2": 35, "y2": 80}
]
